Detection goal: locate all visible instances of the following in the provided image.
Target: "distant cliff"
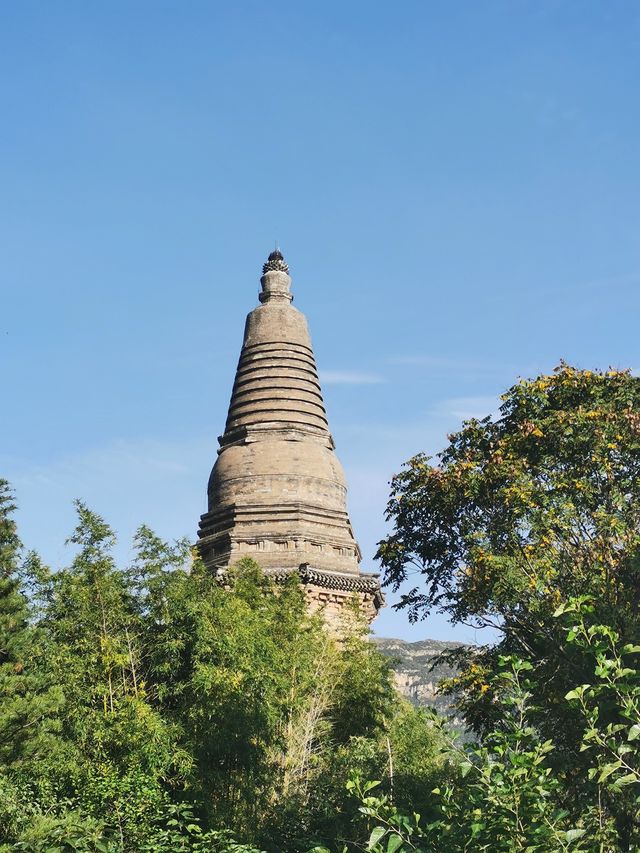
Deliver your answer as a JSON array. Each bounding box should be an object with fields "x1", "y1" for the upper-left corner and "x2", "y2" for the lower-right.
[{"x1": 373, "y1": 636, "x2": 464, "y2": 715}]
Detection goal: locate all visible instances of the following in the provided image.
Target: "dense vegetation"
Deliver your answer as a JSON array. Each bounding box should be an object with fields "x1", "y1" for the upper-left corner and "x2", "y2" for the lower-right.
[
  {"x1": 0, "y1": 484, "x2": 445, "y2": 852},
  {"x1": 373, "y1": 365, "x2": 640, "y2": 850},
  {"x1": 2, "y1": 365, "x2": 640, "y2": 851}
]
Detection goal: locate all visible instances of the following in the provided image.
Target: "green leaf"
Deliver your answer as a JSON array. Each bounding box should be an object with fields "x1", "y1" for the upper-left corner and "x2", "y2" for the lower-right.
[
  {"x1": 368, "y1": 826, "x2": 386, "y2": 848},
  {"x1": 598, "y1": 760, "x2": 623, "y2": 783},
  {"x1": 386, "y1": 835, "x2": 404, "y2": 853},
  {"x1": 565, "y1": 684, "x2": 590, "y2": 701},
  {"x1": 627, "y1": 724, "x2": 640, "y2": 741},
  {"x1": 566, "y1": 828, "x2": 586, "y2": 842},
  {"x1": 613, "y1": 772, "x2": 639, "y2": 786}
]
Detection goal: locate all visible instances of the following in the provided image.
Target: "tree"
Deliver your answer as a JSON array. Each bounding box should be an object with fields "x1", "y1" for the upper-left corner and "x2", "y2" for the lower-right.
[
  {"x1": 376, "y1": 365, "x2": 640, "y2": 841},
  {"x1": 377, "y1": 365, "x2": 640, "y2": 704},
  {"x1": 557, "y1": 598, "x2": 640, "y2": 848},
  {"x1": 0, "y1": 487, "x2": 449, "y2": 851},
  {"x1": 325, "y1": 667, "x2": 592, "y2": 853},
  {"x1": 378, "y1": 364, "x2": 640, "y2": 629},
  {"x1": 37, "y1": 502, "x2": 187, "y2": 847},
  {"x1": 0, "y1": 480, "x2": 64, "y2": 844},
  {"x1": 0, "y1": 480, "x2": 62, "y2": 767},
  {"x1": 324, "y1": 600, "x2": 640, "y2": 852}
]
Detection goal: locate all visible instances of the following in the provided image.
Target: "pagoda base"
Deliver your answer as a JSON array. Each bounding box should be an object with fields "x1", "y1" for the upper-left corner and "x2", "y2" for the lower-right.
[{"x1": 213, "y1": 561, "x2": 383, "y2": 627}]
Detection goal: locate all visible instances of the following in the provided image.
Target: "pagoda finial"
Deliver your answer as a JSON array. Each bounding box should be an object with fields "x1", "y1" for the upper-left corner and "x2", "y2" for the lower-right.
[{"x1": 262, "y1": 248, "x2": 289, "y2": 275}]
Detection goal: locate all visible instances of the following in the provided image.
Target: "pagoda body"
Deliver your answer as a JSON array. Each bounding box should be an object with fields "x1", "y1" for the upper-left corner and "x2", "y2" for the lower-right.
[{"x1": 197, "y1": 250, "x2": 382, "y2": 624}]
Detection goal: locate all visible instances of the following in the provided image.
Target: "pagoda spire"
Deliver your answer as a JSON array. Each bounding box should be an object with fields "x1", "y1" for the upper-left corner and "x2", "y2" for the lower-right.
[{"x1": 259, "y1": 248, "x2": 292, "y2": 304}]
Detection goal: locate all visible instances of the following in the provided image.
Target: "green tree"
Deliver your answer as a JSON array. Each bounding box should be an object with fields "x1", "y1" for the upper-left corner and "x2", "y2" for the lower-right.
[
  {"x1": 0, "y1": 480, "x2": 64, "y2": 845},
  {"x1": 379, "y1": 364, "x2": 640, "y2": 626},
  {"x1": 38, "y1": 502, "x2": 188, "y2": 847},
  {"x1": 558, "y1": 598, "x2": 640, "y2": 848},
  {"x1": 374, "y1": 365, "x2": 640, "y2": 848},
  {"x1": 324, "y1": 656, "x2": 620, "y2": 853},
  {"x1": 0, "y1": 480, "x2": 62, "y2": 768},
  {"x1": 0, "y1": 488, "x2": 449, "y2": 851},
  {"x1": 377, "y1": 365, "x2": 640, "y2": 733}
]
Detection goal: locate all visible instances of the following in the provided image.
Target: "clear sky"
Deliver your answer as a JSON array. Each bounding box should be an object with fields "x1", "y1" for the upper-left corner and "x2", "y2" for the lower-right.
[{"x1": 2, "y1": 1, "x2": 639, "y2": 642}]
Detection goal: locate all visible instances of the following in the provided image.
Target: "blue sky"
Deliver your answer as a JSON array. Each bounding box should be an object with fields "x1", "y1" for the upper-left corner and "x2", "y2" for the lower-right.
[{"x1": 2, "y1": 1, "x2": 639, "y2": 642}]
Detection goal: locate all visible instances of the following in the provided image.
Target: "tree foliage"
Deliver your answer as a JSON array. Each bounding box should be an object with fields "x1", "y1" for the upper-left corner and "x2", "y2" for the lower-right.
[
  {"x1": 372, "y1": 365, "x2": 640, "y2": 850},
  {"x1": 378, "y1": 367, "x2": 640, "y2": 727},
  {"x1": 0, "y1": 489, "x2": 443, "y2": 851},
  {"x1": 378, "y1": 364, "x2": 640, "y2": 629},
  {"x1": 326, "y1": 602, "x2": 640, "y2": 852},
  {"x1": 0, "y1": 480, "x2": 64, "y2": 843}
]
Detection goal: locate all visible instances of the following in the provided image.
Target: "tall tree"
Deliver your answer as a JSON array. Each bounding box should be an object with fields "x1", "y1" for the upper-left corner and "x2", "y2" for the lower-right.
[
  {"x1": 0, "y1": 480, "x2": 63, "y2": 842},
  {"x1": 0, "y1": 492, "x2": 448, "y2": 851},
  {"x1": 0, "y1": 479, "x2": 62, "y2": 766},
  {"x1": 40, "y1": 502, "x2": 187, "y2": 846},
  {"x1": 376, "y1": 364, "x2": 640, "y2": 794}
]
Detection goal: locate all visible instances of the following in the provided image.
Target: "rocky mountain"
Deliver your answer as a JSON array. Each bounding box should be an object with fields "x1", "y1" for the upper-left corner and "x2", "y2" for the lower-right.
[{"x1": 373, "y1": 636, "x2": 465, "y2": 715}]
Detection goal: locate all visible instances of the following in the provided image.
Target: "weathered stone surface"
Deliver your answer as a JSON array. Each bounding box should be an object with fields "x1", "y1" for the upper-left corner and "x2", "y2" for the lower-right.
[
  {"x1": 373, "y1": 636, "x2": 464, "y2": 723},
  {"x1": 198, "y1": 250, "x2": 383, "y2": 622}
]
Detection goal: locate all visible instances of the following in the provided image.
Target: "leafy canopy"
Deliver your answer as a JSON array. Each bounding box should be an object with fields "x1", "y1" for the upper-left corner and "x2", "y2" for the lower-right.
[{"x1": 377, "y1": 364, "x2": 640, "y2": 634}]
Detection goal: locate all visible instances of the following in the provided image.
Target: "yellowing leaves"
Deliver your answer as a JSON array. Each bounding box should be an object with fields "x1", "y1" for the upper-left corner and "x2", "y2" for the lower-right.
[{"x1": 520, "y1": 420, "x2": 544, "y2": 438}]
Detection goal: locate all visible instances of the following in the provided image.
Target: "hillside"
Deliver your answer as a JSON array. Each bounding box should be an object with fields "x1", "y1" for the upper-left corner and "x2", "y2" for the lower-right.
[{"x1": 373, "y1": 636, "x2": 465, "y2": 715}]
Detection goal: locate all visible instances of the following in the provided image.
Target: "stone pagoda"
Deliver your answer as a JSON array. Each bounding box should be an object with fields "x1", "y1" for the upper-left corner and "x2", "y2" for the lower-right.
[{"x1": 197, "y1": 249, "x2": 382, "y2": 624}]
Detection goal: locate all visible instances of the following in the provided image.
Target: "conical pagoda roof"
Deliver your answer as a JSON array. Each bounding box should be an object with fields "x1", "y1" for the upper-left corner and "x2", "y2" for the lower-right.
[{"x1": 220, "y1": 251, "x2": 330, "y2": 440}]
